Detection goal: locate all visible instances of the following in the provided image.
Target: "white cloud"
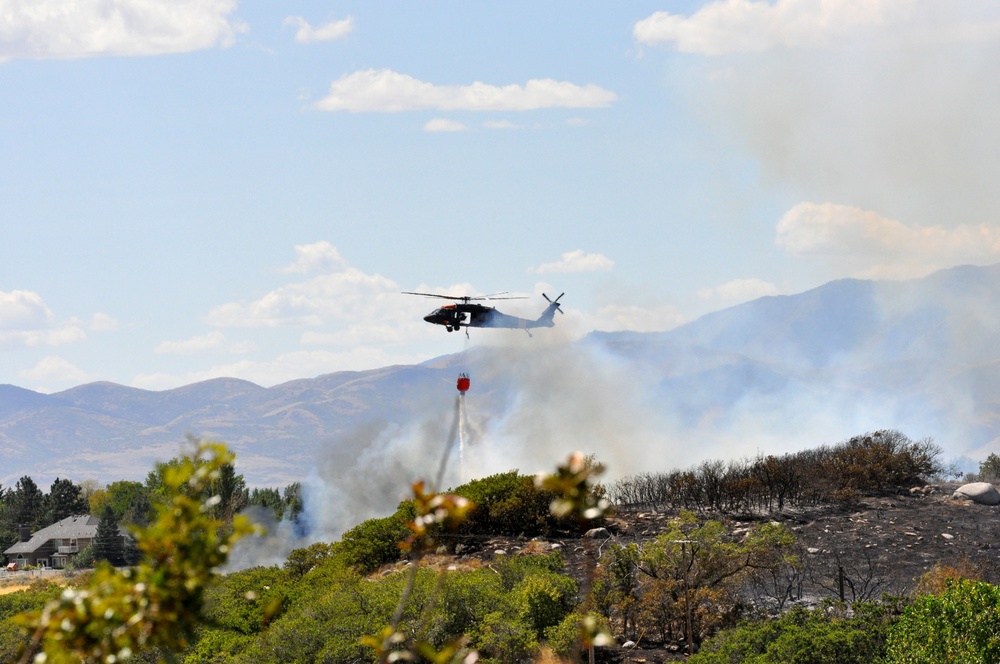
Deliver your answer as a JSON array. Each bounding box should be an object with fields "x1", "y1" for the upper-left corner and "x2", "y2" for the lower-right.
[
  {"x1": 313, "y1": 69, "x2": 617, "y2": 112},
  {"x1": 0, "y1": 0, "x2": 240, "y2": 61},
  {"x1": 208, "y1": 268, "x2": 400, "y2": 328},
  {"x1": 634, "y1": 0, "x2": 920, "y2": 54},
  {"x1": 208, "y1": 243, "x2": 409, "y2": 329},
  {"x1": 279, "y1": 240, "x2": 347, "y2": 274},
  {"x1": 0, "y1": 290, "x2": 51, "y2": 330},
  {"x1": 155, "y1": 331, "x2": 256, "y2": 355},
  {"x1": 89, "y1": 313, "x2": 118, "y2": 332},
  {"x1": 698, "y1": 278, "x2": 781, "y2": 304},
  {"x1": 0, "y1": 289, "x2": 87, "y2": 347},
  {"x1": 19, "y1": 356, "x2": 88, "y2": 388},
  {"x1": 565, "y1": 118, "x2": 591, "y2": 127},
  {"x1": 776, "y1": 201, "x2": 1000, "y2": 278},
  {"x1": 484, "y1": 120, "x2": 522, "y2": 130},
  {"x1": 530, "y1": 250, "x2": 614, "y2": 274},
  {"x1": 284, "y1": 15, "x2": 355, "y2": 43},
  {"x1": 423, "y1": 118, "x2": 468, "y2": 133}
]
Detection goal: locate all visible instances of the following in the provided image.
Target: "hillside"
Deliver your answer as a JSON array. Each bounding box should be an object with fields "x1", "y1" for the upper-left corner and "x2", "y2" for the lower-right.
[
  {"x1": 393, "y1": 485, "x2": 996, "y2": 663},
  {"x1": 4, "y1": 263, "x2": 1000, "y2": 503}
]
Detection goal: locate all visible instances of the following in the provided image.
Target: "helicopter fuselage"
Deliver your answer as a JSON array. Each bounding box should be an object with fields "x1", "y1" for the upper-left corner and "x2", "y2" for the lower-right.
[{"x1": 423, "y1": 302, "x2": 556, "y2": 332}]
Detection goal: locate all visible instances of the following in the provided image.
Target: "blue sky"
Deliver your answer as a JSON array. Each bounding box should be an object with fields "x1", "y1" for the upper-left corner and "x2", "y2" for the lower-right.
[{"x1": 4, "y1": 0, "x2": 1000, "y2": 392}]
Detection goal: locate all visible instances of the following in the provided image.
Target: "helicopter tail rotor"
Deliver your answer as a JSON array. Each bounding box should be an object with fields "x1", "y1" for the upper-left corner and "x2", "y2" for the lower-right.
[{"x1": 542, "y1": 292, "x2": 565, "y2": 314}]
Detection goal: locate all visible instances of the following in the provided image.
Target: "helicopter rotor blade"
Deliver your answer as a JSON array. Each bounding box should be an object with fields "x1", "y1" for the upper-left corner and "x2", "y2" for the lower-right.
[
  {"x1": 402, "y1": 292, "x2": 473, "y2": 302},
  {"x1": 403, "y1": 291, "x2": 527, "y2": 302}
]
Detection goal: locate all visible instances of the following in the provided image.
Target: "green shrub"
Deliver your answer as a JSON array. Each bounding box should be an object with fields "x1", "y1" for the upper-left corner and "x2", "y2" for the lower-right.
[
  {"x1": 468, "y1": 611, "x2": 538, "y2": 664},
  {"x1": 885, "y1": 580, "x2": 1000, "y2": 664},
  {"x1": 201, "y1": 566, "x2": 287, "y2": 635},
  {"x1": 338, "y1": 501, "x2": 414, "y2": 574},
  {"x1": 452, "y1": 471, "x2": 576, "y2": 537},
  {"x1": 545, "y1": 611, "x2": 612, "y2": 657},
  {"x1": 516, "y1": 572, "x2": 578, "y2": 635},
  {"x1": 692, "y1": 601, "x2": 899, "y2": 664}
]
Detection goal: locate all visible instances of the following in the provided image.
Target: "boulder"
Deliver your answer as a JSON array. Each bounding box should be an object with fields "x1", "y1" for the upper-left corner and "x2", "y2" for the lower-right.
[
  {"x1": 952, "y1": 482, "x2": 1000, "y2": 506},
  {"x1": 584, "y1": 527, "x2": 611, "y2": 539}
]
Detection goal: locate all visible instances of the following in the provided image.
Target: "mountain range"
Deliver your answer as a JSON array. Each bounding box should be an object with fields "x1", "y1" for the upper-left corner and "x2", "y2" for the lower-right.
[{"x1": 4, "y1": 263, "x2": 1000, "y2": 491}]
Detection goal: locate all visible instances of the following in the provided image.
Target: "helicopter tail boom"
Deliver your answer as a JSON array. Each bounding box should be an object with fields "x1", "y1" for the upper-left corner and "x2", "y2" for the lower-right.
[{"x1": 530, "y1": 292, "x2": 564, "y2": 328}]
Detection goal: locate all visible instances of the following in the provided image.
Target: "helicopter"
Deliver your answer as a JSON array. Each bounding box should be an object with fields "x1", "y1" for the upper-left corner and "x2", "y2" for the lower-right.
[{"x1": 403, "y1": 291, "x2": 564, "y2": 333}]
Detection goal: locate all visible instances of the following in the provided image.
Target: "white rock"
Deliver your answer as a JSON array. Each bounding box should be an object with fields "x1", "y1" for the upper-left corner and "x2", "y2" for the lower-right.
[
  {"x1": 941, "y1": 533, "x2": 955, "y2": 540},
  {"x1": 952, "y1": 482, "x2": 1000, "y2": 506}
]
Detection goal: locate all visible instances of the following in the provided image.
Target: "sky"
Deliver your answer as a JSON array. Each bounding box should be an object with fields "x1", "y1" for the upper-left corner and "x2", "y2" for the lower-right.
[{"x1": 4, "y1": 0, "x2": 1000, "y2": 393}]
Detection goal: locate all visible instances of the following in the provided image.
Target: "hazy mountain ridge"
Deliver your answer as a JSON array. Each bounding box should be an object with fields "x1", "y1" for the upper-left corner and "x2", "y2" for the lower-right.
[{"x1": 5, "y1": 264, "x2": 1000, "y2": 487}]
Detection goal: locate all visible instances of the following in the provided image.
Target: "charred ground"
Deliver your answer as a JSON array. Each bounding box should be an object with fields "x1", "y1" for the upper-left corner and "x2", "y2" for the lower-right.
[{"x1": 389, "y1": 484, "x2": 1000, "y2": 663}]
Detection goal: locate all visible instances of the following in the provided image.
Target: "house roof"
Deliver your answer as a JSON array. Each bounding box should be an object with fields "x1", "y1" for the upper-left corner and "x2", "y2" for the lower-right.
[{"x1": 4, "y1": 514, "x2": 129, "y2": 556}]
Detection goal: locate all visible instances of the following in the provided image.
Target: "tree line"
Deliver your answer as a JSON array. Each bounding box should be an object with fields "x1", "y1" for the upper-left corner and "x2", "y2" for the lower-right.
[
  {"x1": 606, "y1": 429, "x2": 945, "y2": 514},
  {"x1": 0, "y1": 458, "x2": 303, "y2": 566}
]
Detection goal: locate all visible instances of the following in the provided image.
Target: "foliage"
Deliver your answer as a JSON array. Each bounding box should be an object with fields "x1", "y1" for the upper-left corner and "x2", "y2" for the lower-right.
[
  {"x1": 544, "y1": 612, "x2": 613, "y2": 658},
  {"x1": 66, "y1": 543, "x2": 96, "y2": 570},
  {"x1": 208, "y1": 463, "x2": 247, "y2": 522},
  {"x1": 90, "y1": 480, "x2": 154, "y2": 527},
  {"x1": 283, "y1": 542, "x2": 335, "y2": 580},
  {"x1": 93, "y1": 504, "x2": 126, "y2": 566},
  {"x1": 44, "y1": 478, "x2": 88, "y2": 525},
  {"x1": 451, "y1": 469, "x2": 587, "y2": 539},
  {"x1": 0, "y1": 583, "x2": 62, "y2": 661},
  {"x1": 978, "y1": 453, "x2": 1000, "y2": 483},
  {"x1": 535, "y1": 451, "x2": 611, "y2": 526},
  {"x1": 282, "y1": 483, "x2": 303, "y2": 523},
  {"x1": 6, "y1": 476, "x2": 45, "y2": 532},
  {"x1": 338, "y1": 501, "x2": 415, "y2": 574},
  {"x1": 691, "y1": 600, "x2": 900, "y2": 664},
  {"x1": 200, "y1": 565, "x2": 287, "y2": 635},
  {"x1": 593, "y1": 512, "x2": 796, "y2": 647},
  {"x1": 915, "y1": 557, "x2": 989, "y2": 596},
  {"x1": 247, "y1": 487, "x2": 285, "y2": 520},
  {"x1": 884, "y1": 579, "x2": 1000, "y2": 663},
  {"x1": 404, "y1": 481, "x2": 473, "y2": 553},
  {"x1": 15, "y1": 441, "x2": 258, "y2": 663}
]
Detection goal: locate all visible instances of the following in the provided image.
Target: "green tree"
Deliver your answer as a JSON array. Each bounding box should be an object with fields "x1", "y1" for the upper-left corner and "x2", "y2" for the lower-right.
[
  {"x1": 93, "y1": 504, "x2": 125, "y2": 566},
  {"x1": 979, "y1": 453, "x2": 1000, "y2": 482},
  {"x1": 211, "y1": 462, "x2": 247, "y2": 522},
  {"x1": 7, "y1": 476, "x2": 45, "y2": 529},
  {"x1": 692, "y1": 600, "x2": 900, "y2": 664},
  {"x1": 45, "y1": 477, "x2": 88, "y2": 524},
  {"x1": 93, "y1": 480, "x2": 154, "y2": 526},
  {"x1": 283, "y1": 482, "x2": 303, "y2": 522},
  {"x1": 16, "y1": 441, "x2": 257, "y2": 663},
  {"x1": 597, "y1": 511, "x2": 796, "y2": 648},
  {"x1": 885, "y1": 579, "x2": 1000, "y2": 664},
  {"x1": 248, "y1": 487, "x2": 285, "y2": 520},
  {"x1": 283, "y1": 542, "x2": 334, "y2": 580}
]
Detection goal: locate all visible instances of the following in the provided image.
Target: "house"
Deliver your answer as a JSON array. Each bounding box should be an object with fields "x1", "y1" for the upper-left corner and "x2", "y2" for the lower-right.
[{"x1": 4, "y1": 515, "x2": 132, "y2": 568}]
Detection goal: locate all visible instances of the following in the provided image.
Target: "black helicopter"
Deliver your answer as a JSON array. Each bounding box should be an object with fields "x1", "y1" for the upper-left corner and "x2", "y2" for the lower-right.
[{"x1": 404, "y1": 291, "x2": 564, "y2": 333}]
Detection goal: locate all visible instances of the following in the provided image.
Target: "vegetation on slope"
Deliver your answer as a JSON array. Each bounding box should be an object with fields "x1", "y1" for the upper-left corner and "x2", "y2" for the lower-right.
[{"x1": 7, "y1": 429, "x2": 1000, "y2": 663}]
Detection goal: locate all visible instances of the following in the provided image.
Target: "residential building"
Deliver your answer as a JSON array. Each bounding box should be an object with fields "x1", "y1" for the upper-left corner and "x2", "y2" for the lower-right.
[{"x1": 3, "y1": 514, "x2": 131, "y2": 568}]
